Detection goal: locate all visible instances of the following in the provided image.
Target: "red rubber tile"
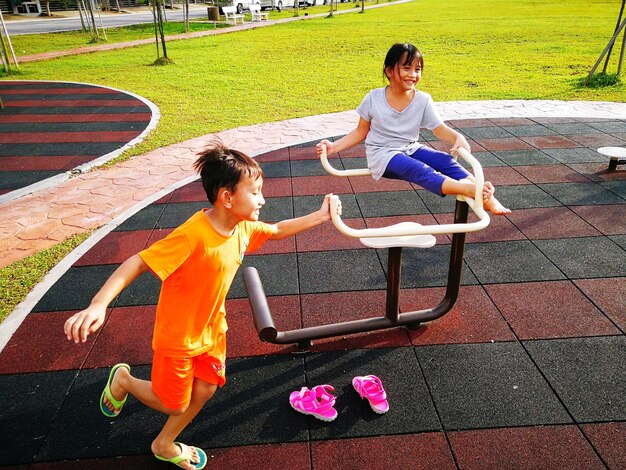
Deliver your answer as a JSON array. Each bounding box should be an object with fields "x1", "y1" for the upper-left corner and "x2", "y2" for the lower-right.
[
  {"x1": 514, "y1": 164, "x2": 592, "y2": 183},
  {"x1": 295, "y1": 218, "x2": 366, "y2": 252},
  {"x1": 7, "y1": 99, "x2": 142, "y2": 107},
  {"x1": 485, "y1": 280, "x2": 619, "y2": 340},
  {"x1": 0, "y1": 113, "x2": 152, "y2": 123},
  {"x1": 450, "y1": 118, "x2": 495, "y2": 128},
  {"x1": 482, "y1": 166, "x2": 531, "y2": 186},
  {"x1": 207, "y1": 442, "x2": 310, "y2": 469},
  {"x1": 0, "y1": 131, "x2": 141, "y2": 144},
  {"x1": 520, "y1": 135, "x2": 580, "y2": 148},
  {"x1": 449, "y1": 425, "x2": 605, "y2": 469},
  {"x1": 506, "y1": 207, "x2": 601, "y2": 239},
  {"x1": 29, "y1": 455, "x2": 161, "y2": 469},
  {"x1": 74, "y1": 230, "x2": 154, "y2": 266},
  {"x1": 570, "y1": 204, "x2": 626, "y2": 236},
  {"x1": 255, "y1": 147, "x2": 289, "y2": 163},
  {"x1": 0, "y1": 310, "x2": 96, "y2": 374},
  {"x1": 489, "y1": 117, "x2": 536, "y2": 126},
  {"x1": 337, "y1": 143, "x2": 366, "y2": 158},
  {"x1": 581, "y1": 422, "x2": 626, "y2": 470},
  {"x1": 0, "y1": 155, "x2": 92, "y2": 171},
  {"x1": 348, "y1": 175, "x2": 414, "y2": 193},
  {"x1": 146, "y1": 228, "x2": 175, "y2": 246},
  {"x1": 311, "y1": 433, "x2": 456, "y2": 470},
  {"x1": 167, "y1": 181, "x2": 206, "y2": 203},
  {"x1": 434, "y1": 212, "x2": 525, "y2": 244},
  {"x1": 261, "y1": 177, "x2": 292, "y2": 198},
  {"x1": 475, "y1": 137, "x2": 534, "y2": 151},
  {"x1": 289, "y1": 145, "x2": 317, "y2": 160},
  {"x1": 574, "y1": 278, "x2": 626, "y2": 330},
  {"x1": 568, "y1": 163, "x2": 626, "y2": 182},
  {"x1": 250, "y1": 236, "x2": 295, "y2": 256},
  {"x1": 404, "y1": 286, "x2": 515, "y2": 345},
  {"x1": 225, "y1": 297, "x2": 301, "y2": 358},
  {"x1": 3, "y1": 86, "x2": 117, "y2": 95},
  {"x1": 84, "y1": 305, "x2": 156, "y2": 368},
  {"x1": 568, "y1": 133, "x2": 626, "y2": 147},
  {"x1": 291, "y1": 175, "x2": 353, "y2": 196}
]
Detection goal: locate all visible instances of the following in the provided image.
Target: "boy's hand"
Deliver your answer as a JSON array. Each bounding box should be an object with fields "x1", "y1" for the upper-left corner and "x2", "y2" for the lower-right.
[
  {"x1": 316, "y1": 140, "x2": 334, "y2": 157},
  {"x1": 319, "y1": 193, "x2": 342, "y2": 221},
  {"x1": 64, "y1": 305, "x2": 106, "y2": 343}
]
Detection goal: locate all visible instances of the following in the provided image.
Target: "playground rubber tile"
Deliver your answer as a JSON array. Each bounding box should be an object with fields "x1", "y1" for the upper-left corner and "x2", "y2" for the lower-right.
[
  {"x1": 288, "y1": 143, "x2": 318, "y2": 161},
  {"x1": 461, "y1": 126, "x2": 515, "y2": 140},
  {"x1": 184, "y1": 355, "x2": 309, "y2": 448},
  {"x1": 257, "y1": 196, "x2": 294, "y2": 223},
  {"x1": 611, "y1": 234, "x2": 626, "y2": 250},
  {"x1": 524, "y1": 336, "x2": 626, "y2": 422},
  {"x1": 366, "y1": 213, "x2": 449, "y2": 245},
  {"x1": 500, "y1": 124, "x2": 557, "y2": 137},
  {"x1": 303, "y1": 348, "x2": 440, "y2": 440},
  {"x1": 521, "y1": 135, "x2": 580, "y2": 149},
  {"x1": 311, "y1": 433, "x2": 456, "y2": 470},
  {"x1": 340, "y1": 156, "x2": 367, "y2": 171},
  {"x1": 0, "y1": 370, "x2": 78, "y2": 466},
  {"x1": 506, "y1": 207, "x2": 601, "y2": 240},
  {"x1": 114, "y1": 270, "x2": 161, "y2": 307},
  {"x1": 493, "y1": 149, "x2": 557, "y2": 166},
  {"x1": 155, "y1": 201, "x2": 208, "y2": 229},
  {"x1": 565, "y1": 163, "x2": 625, "y2": 182},
  {"x1": 113, "y1": 203, "x2": 164, "y2": 231},
  {"x1": 29, "y1": 455, "x2": 164, "y2": 469},
  {"x1": 494, "y1": 184, "x2": 562, "y2": 210},
  {"x1": 475, "y1": 137, "x2": 534, "y2": 152},
  {"x1": 397, "y1": 245, "x2": 479, "y2": 287},
  {"x1": 225, "y1": 297, "x2": 301, "y2": 358},
  {"x1": 485, "y1": 281, "x2": 618, "y2": 340},
  {"x1": 539, "y1": 182, "x2": 625, "y2": 205},
  {"x1": 233, "y1": 253, "x2": 299, "y2": 298},
  {"x1": 464, "y1": 240, "x2": 566, "y2": 284},
  {"x1": 489, "y1": 117, "x2": 536, "y2": 126},
  {"x1": 568, "y1": 132, "x2": 626, "y2": 147},
  {"x1": 254, "y1": 147, "x2": 288, "y2": 163},
  {"x1": 514, "y1": 164, "x2": 592, "y2": 184},
  {"x1": 434, "y1": 212, "x2": 525, "y2": 244},
  {"x1": 569, "y1": 205, "x2": 626, "y2": 235},
  {"x1": 298, "y1": 249, "x2": 386, "y2": 294},
  {"x1": 290, "y1": 159, "x2": 329, "y2": 177},
  {"x1": 74, "y1": 229, "x2": 154, "y2": 266},
  {"x1": 261, "y1": 177, "x2": 292, "y2": 198},
  {"x1": 544, "y1": 122, "x2": 601, "y2": 135},
  {"x1": 165, "y1": 180, "x2": 206, "y2": 203},
  {"x1": 204, "y1": 442, "x2": 311, "y2": 470},
  {"x1": 250, "y1": 236, "x2": 295, "y2": 256},
  {"x1": 601, "y1": 179, "x2": 626, "y2": 199},
  {"x1": 0, "y1": 310, "x2": 93, "y2": 374},
  {"x1": 416, "y1": 342, "x2": 571, "y2": 430},
  {"x1": 481, "y1": 166, "x2": 531, "y2": 186},
  {"x1": 32, "y1": 264, "x2": 119, "y2": 313},
  {"x1": 416, "y1": 190, "x2": 464, "y2": 214},
  {"x1": 294, "y1": 194, "x2": 362, "y2": 218},
  {"x1": 83, "y1": 305, "x2": 156, "y2": 369},
  {"x1": 336, "y1": 145, "x2": 366, "y2": 159},
  {"x1": 542, "y1": 147, "x2": 607, "y2": 164},
  {"x1": 404, "y1": 285, "x2": 515, "y2": 345},
  {"x1": 574, "y1": 278, "x2": 626, "y2": 331},
  {"x1": 0, "y1": 169, "x2": 63, "y2": 190},
  {"x1": 356, "y1": 190, "x2": 430, "y2": 217},
  {"x1": 534, "y1": 236, "x2": 626, "y2": 278},
  {"x1": 464, "y1": 150, "x2": 507, "y2": 167},
  {"x1": 588, "y1": 120, "x2": 626, "y2": 133},
  {"x1": 145, "y1": 227, "x2": 174, "y2": 247},
  {"x1": 295, "y1": 218, "x2": 365, "y2": 252},
  {"x1": 259, "y1": 160, "x2": 290, "y2": 178},
  {"x1": 448, "y1": 425, "x2": 605, "y2": 470},
  {"x1": 0, "y1": 154, "x2": 90, "y2": 172},
  {"x1": 580, "y1": 422, "x2": 626, "y2": 470},
  {"x1": 348, "y1": 174, "x2": 414, "y2": 193},
  {"x1": 291, "y1": 175, "x2": 353, "y2": 196},
  {"x1": 450, "y1": 118, "x2": 494, "y2": 128}
]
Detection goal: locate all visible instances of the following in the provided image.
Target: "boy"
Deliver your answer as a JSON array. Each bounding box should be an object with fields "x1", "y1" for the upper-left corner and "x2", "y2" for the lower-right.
[{"x1": 64, "y1": 142, "x2": 340, "y2": 470}]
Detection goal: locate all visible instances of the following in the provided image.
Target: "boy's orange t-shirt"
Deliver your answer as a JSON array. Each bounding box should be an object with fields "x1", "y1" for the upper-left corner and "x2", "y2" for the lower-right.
[{"x1": 138, "y1": 209, "x2": 276, "y2": 359}]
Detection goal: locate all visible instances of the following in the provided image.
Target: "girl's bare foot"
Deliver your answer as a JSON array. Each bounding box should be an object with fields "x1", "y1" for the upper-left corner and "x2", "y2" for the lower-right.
[
  {"x1": 484, "y1": 195, "x2": 511, "y2": 215},
  {"x1": 482, "y1": 181, "x2": 495, "y2": 202}
]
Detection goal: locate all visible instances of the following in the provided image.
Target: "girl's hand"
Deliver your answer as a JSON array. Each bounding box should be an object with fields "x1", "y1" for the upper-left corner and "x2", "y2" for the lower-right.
[
  {"x1": 450, "y1": 135, "x2": 471, "y2": 157},
  {"x1": 316, "y1": 140, "x2": 334, "y2": 157}
]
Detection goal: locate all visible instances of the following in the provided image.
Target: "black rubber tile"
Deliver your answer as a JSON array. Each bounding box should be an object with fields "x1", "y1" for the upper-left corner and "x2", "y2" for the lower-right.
[
  {"x1": 524, "y1": 336, "x2": 626, "y2": 422},
  {"x1": 601, "y1": 180, "x2": 626, "y2": 199},
  {"x1": 1, "y1": 106, "x2": 144, "y2": 115},
  {"x1": 290, "y1": 159, "x2": 330, "y2": 177},
  {"x1": 340, "y1": 156, "x2": 367, "y2": 170},
  {"x1": 257, "y1": 197, "x2": 293, "y2": 223},
  {"x1": 356, "y1": 191, "x2": 429, "y2": 217},
  {"x1": 610, "y1": 234, "x2": 626, "y2": 250},
  {"x1": 392, "y1": 245, "x2": 479, "y2": 288},
  {"x1": 541, "y1": 148, "x2": 606, "y2": 164},
  {"x1": 0, "y1": 142, "x2": 125, "y2": 157},
  {"x1": 495, "y1": 185, "x2": 561, "y2": 209},
  {"x1": 588, "y1": 120, "x2": 626, "y2": 133},
  {"x1": 298, "y1": 249, "x2": 386, "y2": 294},
  {"x1": 0, "y1": 121, "x2": 149, "y2": 133},
  {"x1": 0, "y1": 370, "x2": 78, "y2": 466},
  {"x1": 494, "y1": 149, "x2": 557, "y2": 166},
  {"x1": 113, "y1": 204, "x2": 164, "y2": 232},
  {"x1": 114, "y1": 271, "x2": 161, "y2": 306},
  {"x1": 464, "y1": 240, "x2": 566, "y2": 284},
  {"x1": 302, "y1": 348, "x2": 440, "y2": 440},
  {"x1": 155, "y1": 201, "x2": 208, "y2": 229},
  {"x1": 538, "y1": 182, "x2": 625, "y2": 206},
  {"x1": 501, "y1": 125, "x2": 557, "y2": 137},
  {"x1": 416, "y1": 190, "x2": 461, "y2": 214},
  {"x1": 544, "y1": 123, "x2": 601, "y2": 135},
  {"x1": 469, "y1": 151, "x2": 508, "y2": 167},
  {"x1": 185, "y1": 355, "x2": 309, "y2": 447},
  {"x1": 259, "y1": 161, "x2": 290, "y2": 178},
  {"x1": 0, "y1": 170, "x2": 63, "y2": 190},
  {"x1": 534, "y1": 236, "x2": 626, "y2": 278},
  {"x1": 461, "y1": 126, "x2": 515, "y2": 140},
  {"x1": 32, "y1": 264, "x2": 119, "y2": 313},
  {"x1": 294, "y1": 193, "x2": 361, "y2": 219},
  {"x1": 35, "y1": 366, "x2": 158, "y2": 462},
  {"x1": 233, "y1": 253, "x2": 299, "y2": 298},
  {"x1": 416, "y1": 342, "x2": 571, "y2": 430}
]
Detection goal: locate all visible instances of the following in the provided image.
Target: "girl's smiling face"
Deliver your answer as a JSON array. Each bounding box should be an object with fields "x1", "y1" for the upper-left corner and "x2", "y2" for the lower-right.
[{"x1": 386, "y1": 56, "x2": 422, "y2": 91}]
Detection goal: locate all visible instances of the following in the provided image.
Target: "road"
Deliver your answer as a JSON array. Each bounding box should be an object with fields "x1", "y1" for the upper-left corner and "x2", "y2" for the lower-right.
[{"x1": 5, "y1": 8, "x2": 210, "y2": 35}]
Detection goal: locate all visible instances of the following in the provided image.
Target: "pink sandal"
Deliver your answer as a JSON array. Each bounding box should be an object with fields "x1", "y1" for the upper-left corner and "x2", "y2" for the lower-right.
[
  {"x1": 289, "y1": 384, "x2": 338, "y2": 422},
  {"x1": 352, "y1": 375, "x2": 389, "y2": 414}
]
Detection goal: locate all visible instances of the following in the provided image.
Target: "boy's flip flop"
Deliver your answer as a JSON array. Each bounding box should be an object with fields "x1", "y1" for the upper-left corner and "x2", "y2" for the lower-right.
[
  {"x1": 154, "y1": 442, "x2": 208, "y2": 469},
  {"x1": 100, "y1": 363, "x2": 130, "y2": 418}
]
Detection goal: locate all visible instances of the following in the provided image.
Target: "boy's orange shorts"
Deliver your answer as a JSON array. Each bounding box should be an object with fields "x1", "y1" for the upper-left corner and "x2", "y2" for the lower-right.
[{"x1": 151, "y1": 351, "x2": 226, "y2": 410}]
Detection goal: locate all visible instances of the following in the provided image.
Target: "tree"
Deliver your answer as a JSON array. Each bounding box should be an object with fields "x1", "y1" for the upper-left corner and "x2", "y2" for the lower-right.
[
  {"x1": 585, "y1": 0, "x2": 625, "y2": 84},
  {"x1": 151, "y1": 0, "x2": 174, "y2": 65}
]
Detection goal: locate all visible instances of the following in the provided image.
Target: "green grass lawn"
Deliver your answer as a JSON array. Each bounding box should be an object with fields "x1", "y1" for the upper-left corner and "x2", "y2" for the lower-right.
[{"x1": 1, "y1": 0, "x2": 624, "y2": 324}]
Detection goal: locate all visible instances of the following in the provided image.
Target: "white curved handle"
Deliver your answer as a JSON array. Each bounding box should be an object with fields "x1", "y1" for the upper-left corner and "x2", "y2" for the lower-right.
[{"x1": 319, "y1": 143, "x2": 371, "y2": 177}]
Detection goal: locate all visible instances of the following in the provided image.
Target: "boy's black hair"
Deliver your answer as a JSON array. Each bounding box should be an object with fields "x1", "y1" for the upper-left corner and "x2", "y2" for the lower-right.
[
  {"x1": 383, "y1": 43, "x2": 424, "y2": 81},
  {"x1": 194, "y1": 140, "x2": 263, "y2": 204}
]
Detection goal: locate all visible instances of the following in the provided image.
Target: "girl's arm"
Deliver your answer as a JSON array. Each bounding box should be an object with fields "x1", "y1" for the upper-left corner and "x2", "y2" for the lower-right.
[
  {"x1": 317, "y1": 117, "x2": 371, "y2": 156},
  {"x1": 269, "y1": 194, "x2": 340, "y2": 240},
  {"x1": 433, "y1": 123, "x2": 471, "y2": 154},
  {"x1": 64, "y1": 254, "x2": 149, "y2": 343}
]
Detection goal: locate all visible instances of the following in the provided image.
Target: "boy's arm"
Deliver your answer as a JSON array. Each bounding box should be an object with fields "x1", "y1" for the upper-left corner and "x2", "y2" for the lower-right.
[
  {"x1": 64, "y1": 254, "x2": 149, "y2": 343},
  {"x1": 269, "y1": 194, "x2": 340, "y2": 240},
  {"x1": 316, "y1": 117, "x2": 370, "y2": 156},
  {"x1": 432, "y1": 123, "x2": 471, "y2": 154}
]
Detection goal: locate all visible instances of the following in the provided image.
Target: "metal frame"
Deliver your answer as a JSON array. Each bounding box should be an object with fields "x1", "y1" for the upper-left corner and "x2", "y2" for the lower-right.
[{"x1": 243, "y1": 146, "x2": 490, "y2": 348}]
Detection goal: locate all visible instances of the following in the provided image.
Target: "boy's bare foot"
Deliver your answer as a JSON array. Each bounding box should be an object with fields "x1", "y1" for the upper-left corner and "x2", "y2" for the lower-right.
[
  {"x1": 484, "y1": 195, "x2": 511, "y2": 215},
  {"x1": 103, "y1": 366, "x2": 129, "y2": 414},
  {"x1": 152, "y1": 442, "x2": 201, "y2": 470}
]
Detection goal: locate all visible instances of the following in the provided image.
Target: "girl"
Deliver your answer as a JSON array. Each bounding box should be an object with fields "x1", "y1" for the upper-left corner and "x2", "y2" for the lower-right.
[{"x1": 317, "y1": 43, "x2": 511, "y2": 215}]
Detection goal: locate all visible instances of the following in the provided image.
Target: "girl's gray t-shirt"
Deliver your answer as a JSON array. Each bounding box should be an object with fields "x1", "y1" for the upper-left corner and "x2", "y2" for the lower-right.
[{"x1": 356, "y1": 87, "x2": 443, "y2": 180}]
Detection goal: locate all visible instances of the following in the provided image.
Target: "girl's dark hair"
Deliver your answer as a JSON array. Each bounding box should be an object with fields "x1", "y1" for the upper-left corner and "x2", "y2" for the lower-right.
[
  {"x1": 194, "y1": 139, "x2": 263, "y2": 204},
  {"x1": 383, "y1": 43, "x2": 424, "y2": 81}
]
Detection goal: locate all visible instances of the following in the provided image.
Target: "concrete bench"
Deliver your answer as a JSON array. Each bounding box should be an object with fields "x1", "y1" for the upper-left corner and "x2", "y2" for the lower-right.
[
  {"x1": 249, "y1": 4, "x2": 269, "y2": 21},
  {"x1": 598, "y1": 147, "x2": 626, "y2": 171},
  {"x1": 222, "y1": 6, "x2": 244, "y2": 24}
]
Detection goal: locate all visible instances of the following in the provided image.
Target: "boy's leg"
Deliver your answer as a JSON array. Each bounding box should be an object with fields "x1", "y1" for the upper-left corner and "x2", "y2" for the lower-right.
[{"x1": 103, "y1": 366, "x2": 173, "y2": 415}]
